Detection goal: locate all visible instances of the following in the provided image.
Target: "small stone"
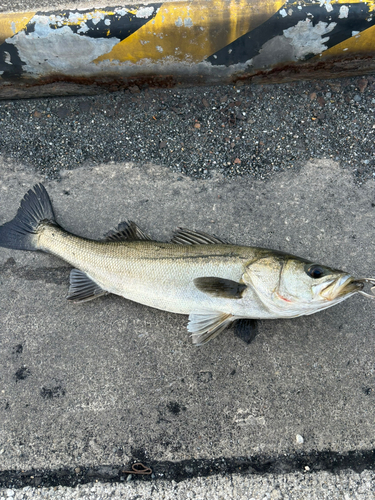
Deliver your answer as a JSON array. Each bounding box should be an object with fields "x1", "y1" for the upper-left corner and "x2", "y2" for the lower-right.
[
  {"x1": 33, "y1": 110, "x2": 42, "y2": 118},
  {"x1": 296, "y1": 434, "x2": 304, "y2": 444},
  {"x1": 56, "y1": 107, "x2": 69, "y2": 119},
  {"x1": 6, "y1": 490, "x2": 14, "y2": 497},
  {"x1": 194, "y1": 122, "x2": 201, "y2": 129},
  {"x1": 129, "y1": 85, "x2": 140, "y2": 94},
  {"x1": 234, "y1": 158, "x2": 241, "y2": 164},
  {"x1": 357, "y1": 78, "x2": 368, "y2": 93},
  {"x1": 353, "y1": 94, "x2": 361, "y2": 102},
  {"x1": 202, "y1": 98, "x2": 209, "y2": 107},
  {"x1": 75, "y1": 467, "x2": 81, "y2": 474},
  {"x1": 270, "y1": 488, "x2": 283, "y2": 500}
]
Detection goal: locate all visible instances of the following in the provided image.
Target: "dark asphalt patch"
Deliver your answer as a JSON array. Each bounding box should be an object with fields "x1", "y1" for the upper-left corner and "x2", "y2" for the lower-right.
[
  {"x1": 0, "y1": 76, "x2": 374, "y2": 184},
  {"x1": 1, "y1": 449, "x2": 375, "y2": 489}
]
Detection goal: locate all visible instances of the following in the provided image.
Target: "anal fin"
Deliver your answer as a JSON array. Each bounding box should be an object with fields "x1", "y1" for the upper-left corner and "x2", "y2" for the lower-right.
[
  {"x1": 187, "y1": 310, "x2": 234, "y2": 346},
  {"x1": 67, "y1": 269, "x2": 108, "y2": 303}
]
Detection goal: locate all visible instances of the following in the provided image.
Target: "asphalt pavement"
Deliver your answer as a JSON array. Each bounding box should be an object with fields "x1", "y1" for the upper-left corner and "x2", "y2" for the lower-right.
[{"x1": 1, "y1": 76, "x2": 375, "y2": 498}]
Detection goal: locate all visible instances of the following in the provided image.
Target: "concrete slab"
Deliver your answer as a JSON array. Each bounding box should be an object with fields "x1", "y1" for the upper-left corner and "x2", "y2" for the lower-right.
[
  {"x1": 2, "y1": 469, "x2": 375, "y2": 499},
  {"x1": 1, "y1": 158, "x2": 375, "y2": 474}
]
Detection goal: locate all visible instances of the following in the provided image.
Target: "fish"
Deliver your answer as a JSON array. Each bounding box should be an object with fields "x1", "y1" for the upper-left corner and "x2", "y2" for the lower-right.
[{"x1": 0, "y1": 184, "x2": 374, "y2": 346}]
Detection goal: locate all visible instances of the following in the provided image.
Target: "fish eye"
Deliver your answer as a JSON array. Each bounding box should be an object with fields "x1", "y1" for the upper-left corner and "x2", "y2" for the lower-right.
[{"x1": 305, "y1": 264, "x2": 325, "y2": 279}]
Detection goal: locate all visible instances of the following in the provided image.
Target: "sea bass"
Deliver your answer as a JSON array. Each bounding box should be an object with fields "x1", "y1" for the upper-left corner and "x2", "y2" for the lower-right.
[{"x1": 0, "y1": 184, "x2": 374, "y2": 345}]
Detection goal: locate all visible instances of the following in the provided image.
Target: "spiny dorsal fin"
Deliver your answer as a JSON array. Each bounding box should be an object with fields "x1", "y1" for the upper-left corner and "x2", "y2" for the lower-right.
[
  {"x1": 187, "y1": 310, "x2": 234, "y2": 345},
  {"x1": 67, "y1": 269, "x2": 108, "y2": 303},
  {"x1": 171, "y1": 228, "x2": 227, "y2": 245},
  {"x1": 104, "y1": 221, "x2": 152, "y2": 242},
  {"x1": 234, "y1": 319, "x2": 259, "y2": 344},
  {"x1": 194, "y1": 277, "x2": 247, "y2": 299}
]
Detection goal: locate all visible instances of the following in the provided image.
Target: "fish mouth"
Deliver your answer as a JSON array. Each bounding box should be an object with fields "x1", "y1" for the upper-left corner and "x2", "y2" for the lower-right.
[{"x1": 320, "y1": 275, "x2": 364, "y2": 301}]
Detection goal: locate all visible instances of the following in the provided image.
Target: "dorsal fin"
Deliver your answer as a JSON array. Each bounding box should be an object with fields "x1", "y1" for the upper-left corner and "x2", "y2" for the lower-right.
[
  {"x1": 104, "y1": 221, "x2": 152, "y2": 242},
  {"x1": 171, "y1": 228, "x2": 227, "y2": 245}
]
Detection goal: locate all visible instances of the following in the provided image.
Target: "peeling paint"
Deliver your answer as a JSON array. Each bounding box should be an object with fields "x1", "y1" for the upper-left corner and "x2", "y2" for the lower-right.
[
  {"x1": 283, "y1": 19, "x2": 337, "y2": 59},
  {"x1": 136, "y1": 7, "x2": 155, "y2": 19},
  {"x1": 320, "y1": 0, "x2": 334, "y2": 13},
  {"x1": 6, "y1": 26, "x2": 119, "y2": 76},
  {"x1": 339, "y1": 5, "x2": 350, "y2": 18},
  {"x1": 252, "y1": 35, "x2": 294, "y2": 68},
  {"x1": 115, "y1": 8, "x2": 127, "y2": 16},
  {"x1": 77, "y1": 23, "x2": 89, "y2": 34}
]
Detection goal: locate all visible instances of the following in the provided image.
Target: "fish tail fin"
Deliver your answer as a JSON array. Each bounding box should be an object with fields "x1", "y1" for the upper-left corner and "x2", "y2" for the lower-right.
[{"x1": 0, "y1": 184, "x2": 56, "y2": 251}]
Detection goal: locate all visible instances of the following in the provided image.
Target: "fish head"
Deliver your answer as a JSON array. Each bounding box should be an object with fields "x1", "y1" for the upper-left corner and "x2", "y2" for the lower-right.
[{"x1": 244, "y1": 252, "x2": 364, "y2": 317}]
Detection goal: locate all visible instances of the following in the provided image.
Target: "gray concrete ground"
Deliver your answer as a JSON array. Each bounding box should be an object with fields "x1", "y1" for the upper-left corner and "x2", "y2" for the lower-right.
[
  {"x1": 1, "y1": 157, "x2": 375, "y2": 497},
  {"x1": 2, "y1": 470, "x2": 375, "y2": 499},
  {"x1": 1, "y1": 74, "x2": 375, "y2": 497}
]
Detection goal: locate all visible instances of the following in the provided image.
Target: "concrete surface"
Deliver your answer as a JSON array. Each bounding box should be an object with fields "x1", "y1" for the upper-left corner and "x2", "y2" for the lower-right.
[
  {"x1": 1, "y1": 157, "x2": 375, "y2": 478},
  {"x1": 2, "y1": 470, "x2": 375, "y2": 499}
]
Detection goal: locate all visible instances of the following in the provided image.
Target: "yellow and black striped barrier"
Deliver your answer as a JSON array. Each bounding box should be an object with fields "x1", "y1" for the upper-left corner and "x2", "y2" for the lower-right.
[{"x1": 1, "y1": 0, "x2": 375, "y2": 98}]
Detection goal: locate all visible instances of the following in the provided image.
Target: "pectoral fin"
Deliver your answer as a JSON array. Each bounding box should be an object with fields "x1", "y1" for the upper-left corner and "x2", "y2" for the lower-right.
[
  {"x1": 234, "y1": 319, "x2": 259, "y2": 344},
  {"x1": 67, "y1": 269, "x2": 108, "y2": 303},
  {"x1": 187, "y1": 310, "x2": 234, "y2": 345},
  {"x1": 194, "y1": 277, "x2": 246, "y2": 299}
]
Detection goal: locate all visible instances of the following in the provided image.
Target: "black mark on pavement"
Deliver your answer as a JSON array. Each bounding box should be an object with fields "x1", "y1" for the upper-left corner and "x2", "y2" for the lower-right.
[
  {"x1": 1, "y1": 450, "x2": 375, "y2": 488},
  {"x1": 14, "y1": 367, "x2": 31, "y2": 382}
]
